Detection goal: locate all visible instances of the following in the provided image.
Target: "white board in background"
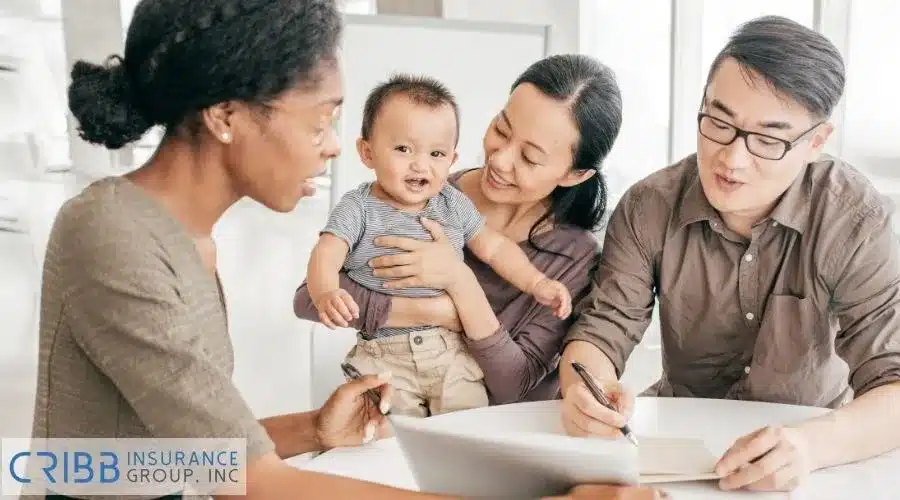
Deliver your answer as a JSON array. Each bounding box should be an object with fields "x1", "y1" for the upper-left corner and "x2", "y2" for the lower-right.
[
  {"x1": 310, "y1": 14, "x2": 549, "y2": 408},
  {"x1": 329, "y1": 13, "x2": 549, "y2": 208}
]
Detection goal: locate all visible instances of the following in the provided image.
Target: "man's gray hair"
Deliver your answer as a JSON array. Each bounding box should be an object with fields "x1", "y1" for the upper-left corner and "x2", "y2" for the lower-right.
[{"x1": 706, "y1": 15, "x2": 845, "y2": 119}]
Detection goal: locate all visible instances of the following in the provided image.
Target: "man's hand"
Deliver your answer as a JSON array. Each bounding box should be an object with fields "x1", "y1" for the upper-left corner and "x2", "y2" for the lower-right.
[
  {"x1": 313, "y1": 288, "x2": 359, "y2": 329},
  {"x1": 561, "y1": 377, "x2": 634, "y2": 438},
  {"x1": 716, "y1": 425, "x2": 813, "y2": 492},
  {"x1": 531, "y1": 277, "x2": 573, "y2": 319}
]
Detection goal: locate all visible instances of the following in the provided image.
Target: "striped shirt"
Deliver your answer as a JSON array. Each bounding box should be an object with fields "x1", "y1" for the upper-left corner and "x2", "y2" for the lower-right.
[{"x1": 323, "y1": 181, "x2": 485, "y2": 338}]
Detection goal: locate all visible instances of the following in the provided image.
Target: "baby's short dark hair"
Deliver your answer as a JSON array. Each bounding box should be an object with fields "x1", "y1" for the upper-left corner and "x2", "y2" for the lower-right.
[{"x1": 360, "y1": 73, "x2": 459, "y2": 144}]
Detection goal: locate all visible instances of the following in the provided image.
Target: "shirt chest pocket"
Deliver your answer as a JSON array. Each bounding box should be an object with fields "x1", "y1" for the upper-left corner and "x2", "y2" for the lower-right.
[{"x1": 754, "y1": 294, "x2": 829, "y2": 374}]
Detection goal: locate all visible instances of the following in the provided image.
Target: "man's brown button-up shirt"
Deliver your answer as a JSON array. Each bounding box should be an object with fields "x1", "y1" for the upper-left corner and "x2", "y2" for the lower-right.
[{"x1": 566, "y1": 154, "x2": 900, "y2": 408}]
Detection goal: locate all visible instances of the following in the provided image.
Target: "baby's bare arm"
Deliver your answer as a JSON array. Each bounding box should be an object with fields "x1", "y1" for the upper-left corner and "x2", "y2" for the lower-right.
[
  {"x1": 307, "y1": 233, "x2": 351, "y2": 302},
  {"x1": 466, "y1": 226, "x2": 545, "y2": 294}
]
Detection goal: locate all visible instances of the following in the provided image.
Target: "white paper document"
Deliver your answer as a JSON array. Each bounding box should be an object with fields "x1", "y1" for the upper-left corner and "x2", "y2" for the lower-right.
[
  {"x1": 635, "y1": 437, "x2": 721, "y2": 483},
  {"x1": 388, "y1": 414, "x2": 720, "y2": 497}
]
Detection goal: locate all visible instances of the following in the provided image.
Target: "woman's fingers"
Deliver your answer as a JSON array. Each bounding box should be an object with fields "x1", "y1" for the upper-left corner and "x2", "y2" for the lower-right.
[
  {"x1": 419, "y1": 217, "x2": 449, "y2": 242},
  {"x1": 373, "y1": 235, "x2": 423, "y2": 251},
  {"x1": 369, "y1": 252, "x2": 416, "y2": 268},
  {"x1": 382, "y1": 277, "x2": 422, "y2": 289},
  {"x1": 339, "y1": 371, "x2": 392, "y2": 397},
  {"x1": 372, "y1": 264, "x2": 418, "y2": 279},
  {"x1": 375, "y1": 382, "x2": 394, "y2": 415}
]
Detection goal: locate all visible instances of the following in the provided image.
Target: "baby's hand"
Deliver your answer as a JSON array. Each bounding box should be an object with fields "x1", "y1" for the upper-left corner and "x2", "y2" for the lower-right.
[
  {"x1": 531, "y1": 278, "x2": 572, "y2": 319},
  {"x1": 313, "y1": 288, "x2": 360, "y2": 329}
]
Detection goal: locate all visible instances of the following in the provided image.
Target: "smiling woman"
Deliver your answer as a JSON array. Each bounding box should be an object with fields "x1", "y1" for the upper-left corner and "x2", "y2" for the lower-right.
[{"x1": 294, "y1": 54, "x2": 623, "y2": 409}]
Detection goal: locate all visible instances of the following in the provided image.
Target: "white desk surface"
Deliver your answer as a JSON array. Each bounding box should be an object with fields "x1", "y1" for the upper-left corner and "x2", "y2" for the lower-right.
[{"x1": 295, "y1": 397, "x2": 900, "y2": 499}]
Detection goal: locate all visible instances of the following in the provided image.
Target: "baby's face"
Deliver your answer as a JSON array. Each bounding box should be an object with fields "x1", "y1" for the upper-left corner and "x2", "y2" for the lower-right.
[{"x1": 360, "y1": 95, "x2": 458, "y2": 207}]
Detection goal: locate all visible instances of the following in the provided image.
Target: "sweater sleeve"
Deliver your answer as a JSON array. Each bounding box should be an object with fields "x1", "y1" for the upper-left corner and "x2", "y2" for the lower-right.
[
  {"x1": 465, "y1": 237, "x2": 598, "y2": 404},
  {"x1": 64, "y1": 213, "x2": 274, "y2": 460}
]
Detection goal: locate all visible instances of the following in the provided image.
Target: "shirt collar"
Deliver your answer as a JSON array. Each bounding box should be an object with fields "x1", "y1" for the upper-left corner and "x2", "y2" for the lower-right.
[
  {"x1": 675, "y1": 156, "x2": 719, "y2": 229},
  {"x1": 767, "y1": 167, "x2": 810, "y2": 234},
  {"x1": 675, "y1": 154, "x2": 810, "y2": 234}
]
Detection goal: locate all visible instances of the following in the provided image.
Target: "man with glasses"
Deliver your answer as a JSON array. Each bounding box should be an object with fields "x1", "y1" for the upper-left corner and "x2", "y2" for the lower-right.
[{"x1": 560, "y1": 15, "x2": 900, "y2": 493}]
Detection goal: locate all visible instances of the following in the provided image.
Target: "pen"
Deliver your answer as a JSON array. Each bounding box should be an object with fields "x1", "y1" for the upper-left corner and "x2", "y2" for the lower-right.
[
  {"x1": 340, "y1": 362, "x2": 391, "y2": 416},
  {"x1": 570, "y1": 361, "x2": 638, "y2": 447}
]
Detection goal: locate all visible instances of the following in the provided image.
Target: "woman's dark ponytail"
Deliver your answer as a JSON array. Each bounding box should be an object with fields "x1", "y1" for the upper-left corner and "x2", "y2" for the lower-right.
[{"x1": 512, "y1": 54, "x2": 622, "y2": 251}]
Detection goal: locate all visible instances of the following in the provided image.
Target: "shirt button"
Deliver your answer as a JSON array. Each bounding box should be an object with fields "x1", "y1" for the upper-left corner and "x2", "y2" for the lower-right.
[
  {"x1": 745, "y1": 312, "x2": 754, "y2": 321},
  {"x1": 772, "y1": 221, "x2": 779, "y2": 227},
  {"x1": 413, "y1": 336, "x2": 423, "y2": 345},
  {"x1": 744, "y1": 366, "x2": 751, "y2": 374},
  {"x1": 744, "y1": 253, "x2": 754, "y2": 262}
]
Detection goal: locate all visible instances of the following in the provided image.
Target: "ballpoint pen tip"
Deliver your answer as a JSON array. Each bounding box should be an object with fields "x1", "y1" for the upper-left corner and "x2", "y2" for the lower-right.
[{"x1": 627, "y1": 434, "x2": 639, "y2": 447}]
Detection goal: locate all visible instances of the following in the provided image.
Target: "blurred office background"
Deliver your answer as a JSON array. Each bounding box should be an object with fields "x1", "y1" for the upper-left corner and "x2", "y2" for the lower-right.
[{"x1": 1, "y1": 0, "x2": 897, "y2": 438}]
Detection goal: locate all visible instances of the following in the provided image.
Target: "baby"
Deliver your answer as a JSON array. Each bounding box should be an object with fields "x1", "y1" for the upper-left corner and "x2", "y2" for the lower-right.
[{"x1": 305, "y1": 74, "x2": 571, "y2": 417}]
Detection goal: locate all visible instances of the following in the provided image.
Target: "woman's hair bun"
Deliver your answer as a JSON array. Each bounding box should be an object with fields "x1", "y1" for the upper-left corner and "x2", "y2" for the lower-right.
[{"x1": 67, "y1": 57, "x2": 153, "y2": 150}]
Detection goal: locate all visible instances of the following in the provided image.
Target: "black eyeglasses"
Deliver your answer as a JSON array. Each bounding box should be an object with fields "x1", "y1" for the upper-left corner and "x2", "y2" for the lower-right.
[{"x1": 697, "y1": 113, "x2": 822, "y2": 160}]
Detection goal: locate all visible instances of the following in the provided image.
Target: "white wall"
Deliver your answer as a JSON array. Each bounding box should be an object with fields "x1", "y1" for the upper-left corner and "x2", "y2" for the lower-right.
[{"x1": 441, "y1": 0, "x2": 579, "y2": 54}]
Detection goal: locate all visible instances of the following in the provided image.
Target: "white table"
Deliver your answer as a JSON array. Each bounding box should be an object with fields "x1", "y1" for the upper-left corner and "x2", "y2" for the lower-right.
[{"x1": 296, "y1": 398, "x2": 900, "y2": 499}]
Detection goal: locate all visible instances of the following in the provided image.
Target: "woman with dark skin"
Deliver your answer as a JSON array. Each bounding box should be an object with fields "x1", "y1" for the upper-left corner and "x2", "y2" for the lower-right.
[{"x1": 35, "y1": 0, "x2": 665, "y2": 498}]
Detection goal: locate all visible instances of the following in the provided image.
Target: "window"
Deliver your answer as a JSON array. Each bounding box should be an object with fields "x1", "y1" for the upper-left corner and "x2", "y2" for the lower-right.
[
  {"x1": 840, "y1": 0, "x2": 900, "y2": 175},
  {"x1": 0, "y1": 10, "x2": 67, "y2": 174},
  {"x1": 838, "y1": 0, "x2": 900, "y2": 236},
  {"x1": 700, "y1": 1, "x2": 814, "y2": 81},
  {"x1": 580, "y1": 0, "x2": 672, "y2": 203},
  {"x1": 341, "y1": 0, "x2": 376, "y2": 15}
]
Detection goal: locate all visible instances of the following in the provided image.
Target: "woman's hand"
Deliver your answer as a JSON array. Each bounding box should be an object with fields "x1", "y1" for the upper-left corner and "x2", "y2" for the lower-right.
[
  {"x1": 545, "y1": 484, "x2": 669, "y2": 499},
  {"x1": 561, "y1": 377, "x2": 634, "y2": 438},
  {"x1": 314, "y1": 372, "x2": 394, "y2": 450},
  {"x1": 429, "y1": 293, "x2": 462, "y2": 332},
  {"x1": 370, "y1": 217, "x2": 466, "y2": 291}
]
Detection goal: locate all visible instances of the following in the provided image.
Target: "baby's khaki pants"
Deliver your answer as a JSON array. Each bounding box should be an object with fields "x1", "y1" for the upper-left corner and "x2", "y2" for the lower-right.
[{"x1": 343, "y1": 327, "x2": 489, "y2": 417}]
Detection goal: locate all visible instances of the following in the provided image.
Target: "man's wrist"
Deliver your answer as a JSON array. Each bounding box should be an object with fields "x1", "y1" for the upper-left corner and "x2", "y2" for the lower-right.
[{"x1": 792, "y1": 414, "x2": 837, "y2": 472}]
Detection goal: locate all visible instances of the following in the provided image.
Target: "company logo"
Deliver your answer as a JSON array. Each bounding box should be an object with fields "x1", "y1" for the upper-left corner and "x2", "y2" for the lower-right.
[{"x1": 2, "y1": 438, "x2": 246, "y2": 496}]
